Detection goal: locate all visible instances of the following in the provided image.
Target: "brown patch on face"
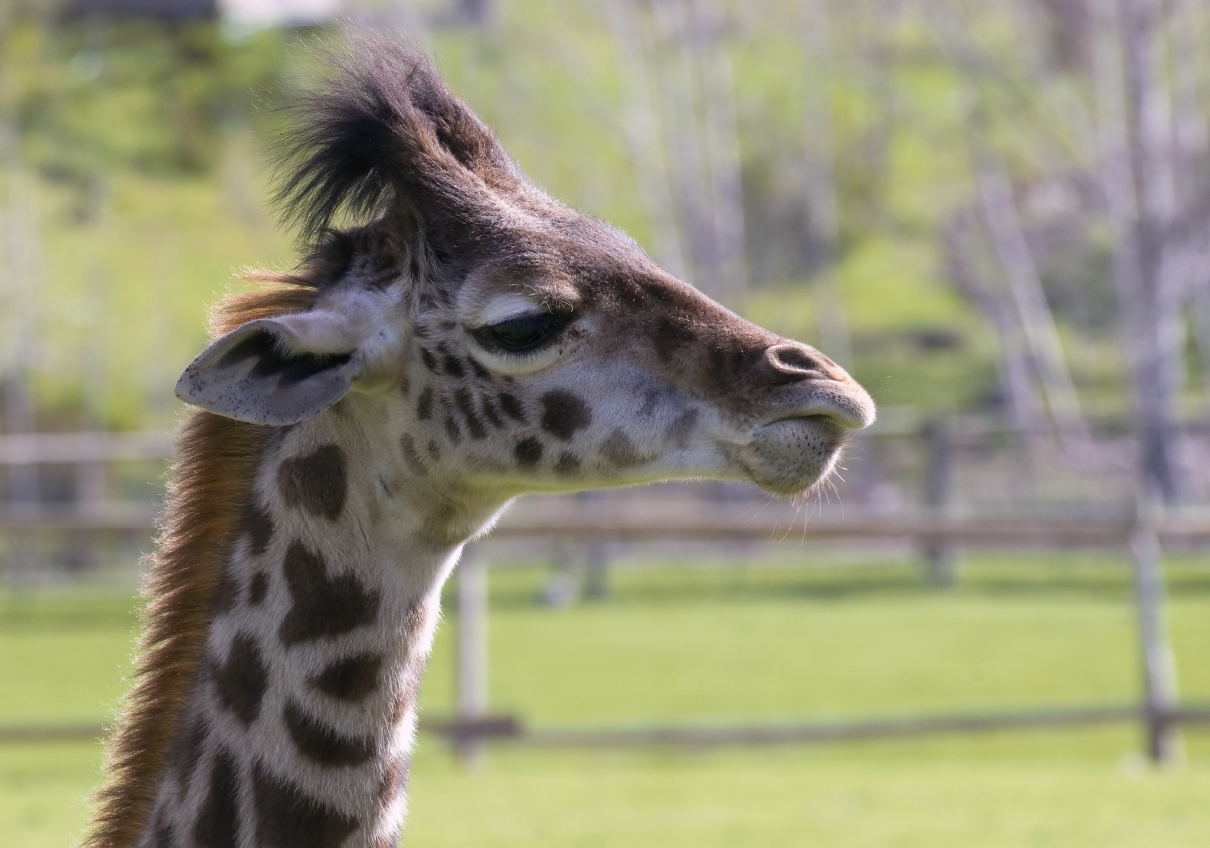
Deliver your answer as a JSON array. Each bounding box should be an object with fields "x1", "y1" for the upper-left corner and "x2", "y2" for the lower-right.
[
  {"x1": 554, "y1": 452, "x2": 581, "y2": 476},
  {"x1": 283, "y1": 701, "x2": 376, "y2": 767},
  {"x1": 251, "y1": 761, "x2": 358, "y2": 848},
  {"x1": 666, "y1": 408, "x2": 700, "y2": 447},
  {"x1": 419, "y1": 348, "x2": 438, "y2": 372},
  {"x1": 209, "y1": 633, "x2": 269, "y2": 726},
  {"x1": 427, "y1": 439, "x2": 442, "y2": 461},
  {"x1": 601, "y1": 428, "x2": 646, "y2": 468},
  {"x1": 444, "y1": 415, "x2": 461, "y2": 443},
  {"x1": 481, "y1": 395, "x2": 504, "y2": 427},
  {"x1": 514, "y1": 437, "x2": 543, "y2": 467},
  {"x1": 416, "y1": 387, "x2": 434, "y2": 421},
  {"x1": 194, "y1": 748, "x2": 240, "y2": 848},
  {"x1": 454, "y1": 389, "x2": 487, "y2": 439},
  {"x1": 540, "y1": 390, "x2": 592, "y2": 440},
  {"x1": 468, "y1": 357, "x2": 491, "y2": 380},
  {"x1": 443, "y1": 354, "x2": 465, "y2": 378},
  {"x1": 278, "y1": 445, "x2": 348, "y2": 521},
  {"x1": 400, "y1": 435, "x2": 426, "y2": 475},
  {"x1": 640, "y1": 388, "x2": 661, "y2": 417},
  {"x1": 498, "y1": 392, "x2": 525, "y2": 423},
  {"x1": 309, "y1": 653, "x2": 384, "y2": 703},
  {"x1": 278, "y1": 542, "x2": 381, "y2": 646}
]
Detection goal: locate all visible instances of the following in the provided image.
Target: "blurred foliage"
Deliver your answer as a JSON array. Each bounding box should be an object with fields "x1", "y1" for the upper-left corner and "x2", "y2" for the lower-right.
[
  {"x1": 4, "y1": 10, "x2": 296, "y2": 190},
  {"x1": 1, "y1": 0, "x2": 1182, "y2": 428}
]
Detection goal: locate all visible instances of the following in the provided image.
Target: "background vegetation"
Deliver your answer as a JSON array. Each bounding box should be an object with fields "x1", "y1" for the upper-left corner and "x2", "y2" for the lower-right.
[{"x1": 8, "y1": 0, "x2": 1200, "y2": 431}]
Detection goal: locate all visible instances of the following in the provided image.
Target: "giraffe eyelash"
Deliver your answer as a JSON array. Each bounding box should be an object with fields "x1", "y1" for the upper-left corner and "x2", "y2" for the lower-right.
[{"x1": 470, "y1": 312, "x2": 574, "y2": 355}]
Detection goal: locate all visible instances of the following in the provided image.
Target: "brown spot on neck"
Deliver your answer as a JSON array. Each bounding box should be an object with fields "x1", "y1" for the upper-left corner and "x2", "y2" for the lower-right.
[
  {"x1": 278, "y1": 445, "x2": 349, "y2": 521},
  {"x1": 278, "y1": 542, "x2": 382, "y2": 646},
  {"x1": 310, "y1": 653, "x2": 384, "y2": 703},
  {"x1": 283, "y1": 701, "x2": 377, "y2": 767},
  {"x1": 251, "y1": 762, "x2": 358, "y2": 848},
  {"x1": 194, "y1": 748, "x2": 240, "y2": 848},
  {"x1": 209, "y1": 634, "x2": 270, "y2": 726}
]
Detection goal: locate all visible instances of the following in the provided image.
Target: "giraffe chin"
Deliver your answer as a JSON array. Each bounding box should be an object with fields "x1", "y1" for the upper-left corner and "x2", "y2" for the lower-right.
[{"x1": 739, "y1": 416, "x2": 847, "y2": 497}]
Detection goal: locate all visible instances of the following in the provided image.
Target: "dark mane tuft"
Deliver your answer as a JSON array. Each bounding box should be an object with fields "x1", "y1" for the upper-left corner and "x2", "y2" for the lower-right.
[{"x1": 273, "y1": 35, "x2": 520, "y2": 243}]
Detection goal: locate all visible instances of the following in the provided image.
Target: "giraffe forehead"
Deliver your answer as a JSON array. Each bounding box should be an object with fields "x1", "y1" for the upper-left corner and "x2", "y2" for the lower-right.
[{"x1": 455, "y1": 265, "x2": 581, "y2": 320}]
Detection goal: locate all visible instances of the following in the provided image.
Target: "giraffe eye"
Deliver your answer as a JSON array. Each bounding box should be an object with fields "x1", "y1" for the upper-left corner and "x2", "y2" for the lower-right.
[{"x1": 473, "y1": 312, "x2": 572, "y2": 354}]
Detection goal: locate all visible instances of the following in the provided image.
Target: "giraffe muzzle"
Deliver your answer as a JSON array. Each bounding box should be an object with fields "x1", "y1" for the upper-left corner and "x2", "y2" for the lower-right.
[
  {"x1": 739, "y1": 415, "x2": 848, "y2": 496},
  {"x1": 736, "y1": 370, "x2": 875, "y2": 495}
]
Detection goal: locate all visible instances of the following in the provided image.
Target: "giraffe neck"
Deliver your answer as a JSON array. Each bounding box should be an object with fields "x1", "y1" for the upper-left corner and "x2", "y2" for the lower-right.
[{"x1": 142, "y1": 402, "x2": 498, "y2": 848}]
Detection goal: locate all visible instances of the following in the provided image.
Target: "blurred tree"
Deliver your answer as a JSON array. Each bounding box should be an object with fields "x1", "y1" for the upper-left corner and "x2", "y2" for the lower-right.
[{"x1": 60, "y1": 0, "x2": 217, "y2": 21}]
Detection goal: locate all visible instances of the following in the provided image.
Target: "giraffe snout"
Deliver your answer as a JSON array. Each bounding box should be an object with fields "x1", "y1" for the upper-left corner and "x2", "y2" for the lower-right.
[{"x1": 754, "y1": 342, "x2": 875, "y2": 432}]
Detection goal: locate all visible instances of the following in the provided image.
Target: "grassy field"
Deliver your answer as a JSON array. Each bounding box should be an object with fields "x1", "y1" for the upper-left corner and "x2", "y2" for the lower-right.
[{"x1": 2, "y1": 554, "x2": 1209, "y2": 847}]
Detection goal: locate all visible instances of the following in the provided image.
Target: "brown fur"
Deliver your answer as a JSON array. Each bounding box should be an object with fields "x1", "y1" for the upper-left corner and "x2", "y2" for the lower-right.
[{"x1": 83, "y1": 280, "x2": 318, "y2": 848}]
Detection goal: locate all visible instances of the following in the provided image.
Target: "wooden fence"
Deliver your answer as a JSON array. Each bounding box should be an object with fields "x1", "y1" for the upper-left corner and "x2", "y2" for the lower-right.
[{"x1": 1, "y1": 427, "x2": 1208, "y2": 764}]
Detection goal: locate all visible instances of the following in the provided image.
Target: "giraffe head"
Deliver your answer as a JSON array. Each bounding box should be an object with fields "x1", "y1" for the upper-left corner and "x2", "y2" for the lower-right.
[{"x1": 176, "y1": 41, "x2": 874, "y2": 516}]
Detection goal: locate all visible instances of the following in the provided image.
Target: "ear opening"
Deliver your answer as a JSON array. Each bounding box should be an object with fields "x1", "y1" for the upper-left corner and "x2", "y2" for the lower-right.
[{"x1": 176, "y1": 319, "x2": 360, "y2": 426}]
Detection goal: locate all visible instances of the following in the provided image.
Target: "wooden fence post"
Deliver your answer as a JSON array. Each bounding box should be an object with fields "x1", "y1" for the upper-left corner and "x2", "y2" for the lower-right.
[
  {"x1": 922, "y1": 414, "x2": 957, "y2": 587},
  {"x1": 1129, "y1": 492, "x2": 1182, "y2": 764},
  {"x1": 581, "y1": 491, "x2": 610, "y2": 600},
  {"x1": 456, "y1": 548, "x2": 489, "y2": 765}
]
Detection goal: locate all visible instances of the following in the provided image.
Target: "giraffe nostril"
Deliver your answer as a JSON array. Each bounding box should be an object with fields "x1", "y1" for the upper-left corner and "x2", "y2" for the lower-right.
[{"x1": 764, "y1": 344, "x2": 823, "y2": 382}]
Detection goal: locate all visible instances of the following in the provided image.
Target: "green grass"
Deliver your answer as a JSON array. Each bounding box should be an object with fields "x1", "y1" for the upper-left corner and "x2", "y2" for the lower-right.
[{"x1": 3, "y1": 554, "x2": 1210, "y2": 847}]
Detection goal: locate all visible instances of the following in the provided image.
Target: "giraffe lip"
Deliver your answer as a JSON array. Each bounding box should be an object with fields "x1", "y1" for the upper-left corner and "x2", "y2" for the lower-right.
[
  {"x1": 760, "y1": 382, "x2": 876, "y2": 431},
  {"x1": 752, "y1": 415, "x2": 844, "y2": 444},
  {"x1": 762, "y1": 410, "x2": 858, "y2": 434},
  {"x1": 738, "y1": 417, "x2": 846, "y2": 496},
  {"x1": 765, "y1": 412, "x2": 845, "y2": 429}
]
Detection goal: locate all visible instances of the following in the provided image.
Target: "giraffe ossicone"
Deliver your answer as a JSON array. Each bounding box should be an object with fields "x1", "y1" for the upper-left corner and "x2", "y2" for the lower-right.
[{"x1": 85, "y1": 36, "x2": 874, "y2": 848}]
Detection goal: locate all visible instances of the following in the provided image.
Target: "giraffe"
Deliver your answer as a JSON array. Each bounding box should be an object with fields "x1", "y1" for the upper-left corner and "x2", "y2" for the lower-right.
[{"x1": 84, "y1": 39, "x2": 874, "y2": 848}]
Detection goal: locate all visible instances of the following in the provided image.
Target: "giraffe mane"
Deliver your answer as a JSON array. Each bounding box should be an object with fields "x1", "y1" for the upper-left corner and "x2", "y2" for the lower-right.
[
  {"x1": 274, "y1": 34, "x2": 521, "y2": 246},
  {"x1": 83, "y1": 278, "x2": 319, "y2": 848}
]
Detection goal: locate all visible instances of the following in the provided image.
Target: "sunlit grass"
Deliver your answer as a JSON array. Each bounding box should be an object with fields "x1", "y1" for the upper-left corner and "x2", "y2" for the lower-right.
[{"x1": 2, "y1": 553, "x2": 1208, "y2": 847}]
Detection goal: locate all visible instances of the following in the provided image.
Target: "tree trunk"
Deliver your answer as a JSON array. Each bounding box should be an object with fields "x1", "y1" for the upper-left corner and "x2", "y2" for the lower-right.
[
  {"x1": 1095, "y1": 0, "x2": 1188, "y2": 502},
  {"x1": 973, "y1": 149, "x2": 1090, "y2": 449},
  {"x1": 942, "y1": 214, "x2": 1043, "y2": 440}
]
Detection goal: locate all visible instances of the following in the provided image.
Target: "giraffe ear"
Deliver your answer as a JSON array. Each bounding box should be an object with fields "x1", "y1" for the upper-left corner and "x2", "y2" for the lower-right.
[{"x1": 175, "y1": 314, "x2": 363, "y2": 426}]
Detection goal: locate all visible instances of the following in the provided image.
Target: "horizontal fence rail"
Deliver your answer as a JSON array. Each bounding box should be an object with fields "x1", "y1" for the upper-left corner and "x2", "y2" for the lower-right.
[
  {"x1": 0, "y1": 431, "x2": 172, "y2": 465},
  {"x1": 5, "y1": 704, "x2": 1209, "y2": 748},
  {"x1": 4, "y1": 502, "x2": 1210, "y2": 548}
]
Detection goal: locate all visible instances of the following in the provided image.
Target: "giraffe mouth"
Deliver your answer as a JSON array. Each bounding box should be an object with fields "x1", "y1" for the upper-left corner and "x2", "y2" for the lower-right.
[{"x1": 738, "y1": 415, "x2": 848, "y2": 496}]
